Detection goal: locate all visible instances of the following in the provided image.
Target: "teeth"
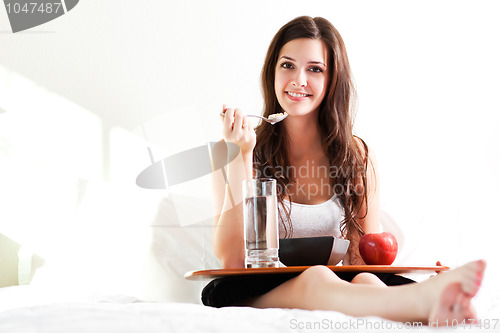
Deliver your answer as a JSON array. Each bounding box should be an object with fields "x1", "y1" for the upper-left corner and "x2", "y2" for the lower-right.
[{"x1": 287, "y1": 92, "x2": 309, "y2": 97}]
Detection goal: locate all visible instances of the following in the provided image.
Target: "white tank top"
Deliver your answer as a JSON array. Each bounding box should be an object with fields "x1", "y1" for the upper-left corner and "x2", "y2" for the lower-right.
[{"x1": 278, "y1": 194, "x2": 345, "y2": 239}]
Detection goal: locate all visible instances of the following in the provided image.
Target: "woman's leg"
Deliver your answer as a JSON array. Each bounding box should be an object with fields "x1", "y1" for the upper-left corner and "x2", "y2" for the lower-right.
[
  {"x1": 248, "y1": 260, "x2": 486, "y2": 324},
  {"x1": 350, "y1": 272, "x2": 387, "y2": 287}
]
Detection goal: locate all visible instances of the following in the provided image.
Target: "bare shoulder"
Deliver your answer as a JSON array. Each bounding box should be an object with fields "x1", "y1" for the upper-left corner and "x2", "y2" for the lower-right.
[
  {"x1": 353, "y1": 136, "x2": 377, "y2": 167},
  {"x1": 352, "y1": 138, "x2": 380, "y2": 233}
]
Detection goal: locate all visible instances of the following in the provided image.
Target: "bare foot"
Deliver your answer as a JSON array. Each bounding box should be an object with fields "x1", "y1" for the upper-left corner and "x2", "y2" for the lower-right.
[
  {"x1": 426, "y1": 260, "x2": 485, "y2": 296},
  {"x1": 428, "y1": 282, "x2": 477, "y2": 326},
  {"x1": 419, "y1": 260, "x2": 486, "y2": 325}
]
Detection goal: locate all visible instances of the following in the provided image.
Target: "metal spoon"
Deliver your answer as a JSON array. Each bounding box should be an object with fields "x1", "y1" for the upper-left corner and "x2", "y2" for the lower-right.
[{"x1": 219, "y1": 112, "x2": 288, "y2": 125}]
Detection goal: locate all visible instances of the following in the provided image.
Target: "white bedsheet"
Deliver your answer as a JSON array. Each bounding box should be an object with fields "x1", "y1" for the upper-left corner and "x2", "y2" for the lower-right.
[{"x1": 1, "y1": 285, "x2": 499, "y2": 333}]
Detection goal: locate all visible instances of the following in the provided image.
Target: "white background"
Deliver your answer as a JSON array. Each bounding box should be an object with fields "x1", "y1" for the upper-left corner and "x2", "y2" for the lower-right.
[{"x1": 0, "y1": 0, "x2": 499, "y2": 292}]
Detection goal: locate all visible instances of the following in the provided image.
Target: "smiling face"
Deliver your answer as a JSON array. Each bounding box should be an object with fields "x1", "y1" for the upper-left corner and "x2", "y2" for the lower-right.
[{"x1": 274, "y1": 38, "x2": 330, "y2": 117}]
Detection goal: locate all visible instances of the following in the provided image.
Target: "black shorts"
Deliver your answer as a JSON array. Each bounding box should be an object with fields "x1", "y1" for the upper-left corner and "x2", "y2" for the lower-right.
[{"x1": 201, "y1": 271, "x2": 416, "y2": 308}]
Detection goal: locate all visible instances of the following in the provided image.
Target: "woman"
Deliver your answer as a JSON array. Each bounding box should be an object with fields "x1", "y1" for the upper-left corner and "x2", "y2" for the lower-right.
[{"x1": 206, "y1": 16, "x2": 485, "y2": 324}]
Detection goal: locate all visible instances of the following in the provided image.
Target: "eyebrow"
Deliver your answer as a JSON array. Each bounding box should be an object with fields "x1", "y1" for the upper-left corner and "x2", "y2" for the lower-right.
[{"x1": 279, "y1": 55, "x2": 326, "y2": 67}]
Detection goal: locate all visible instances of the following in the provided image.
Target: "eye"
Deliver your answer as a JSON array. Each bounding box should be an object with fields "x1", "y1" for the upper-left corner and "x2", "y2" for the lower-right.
[
  {"x1": 309, "y1": 66, "x2": 324, "y2": 73},
  {"x1": 280, "y1": 62, "x2": 294, "y2": 69}
]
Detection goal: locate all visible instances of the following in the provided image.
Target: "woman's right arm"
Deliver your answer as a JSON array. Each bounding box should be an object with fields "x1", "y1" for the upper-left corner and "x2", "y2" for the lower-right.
[{"x1": 211, "y1": 106, "x2": 256, "y2": 268}]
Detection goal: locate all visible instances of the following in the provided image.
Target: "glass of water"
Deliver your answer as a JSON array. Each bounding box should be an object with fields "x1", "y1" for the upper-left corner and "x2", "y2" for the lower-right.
[{"x1": 242, "y1": 178, "x2": 279, "y2": 268}]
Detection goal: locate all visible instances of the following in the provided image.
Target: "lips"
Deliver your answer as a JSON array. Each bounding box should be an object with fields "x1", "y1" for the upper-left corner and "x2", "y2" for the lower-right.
[{"x1": 286, "y1": 91, "x2": 312, "y2": 101}]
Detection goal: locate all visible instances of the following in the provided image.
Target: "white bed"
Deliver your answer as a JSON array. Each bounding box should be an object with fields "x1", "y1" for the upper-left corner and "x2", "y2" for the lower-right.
[
  {"x1": 0, "y1": 284, "x2": 499, "y2": 333},
  {"x1": 1, "y1": 190, "x2": 499, "y2": 333}
]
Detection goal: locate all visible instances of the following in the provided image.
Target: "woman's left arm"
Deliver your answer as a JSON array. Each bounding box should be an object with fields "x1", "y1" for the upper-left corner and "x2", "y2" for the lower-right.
[{"x1": 349, "y1": 138, "x2": 381, "y2": 265}]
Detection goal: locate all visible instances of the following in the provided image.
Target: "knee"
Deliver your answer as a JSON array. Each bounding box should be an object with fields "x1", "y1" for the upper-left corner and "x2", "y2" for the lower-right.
[
  {"x1": 351, "y1": 272, "x2": 386, "y2": 287},
  {"x1": 296, "y1": 266, "x2": 344, "y2": 292}
]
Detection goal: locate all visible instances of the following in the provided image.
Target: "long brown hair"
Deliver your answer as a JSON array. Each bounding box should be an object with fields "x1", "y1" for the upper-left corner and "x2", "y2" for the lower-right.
[{"x1": 253, "y1": 16, "x2": 373, "y2": 257}]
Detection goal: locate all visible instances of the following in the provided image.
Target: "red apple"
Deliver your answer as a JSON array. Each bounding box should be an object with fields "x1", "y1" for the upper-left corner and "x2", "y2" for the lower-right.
[{"x1": 359, "y1": 232, "x2": 398, "y2": 265}]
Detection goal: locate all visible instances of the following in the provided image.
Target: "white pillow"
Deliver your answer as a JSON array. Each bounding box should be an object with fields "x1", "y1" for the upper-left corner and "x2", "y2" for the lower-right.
[
  {"x1": 21, "y1": 177, "x2": 221, "y2": 304},
  {"x1": 28, "y1": 181, "x2": 157, "y2": 298},
  {"x1": 141, "y1": 193, "x2": 221, "y2": 304}
]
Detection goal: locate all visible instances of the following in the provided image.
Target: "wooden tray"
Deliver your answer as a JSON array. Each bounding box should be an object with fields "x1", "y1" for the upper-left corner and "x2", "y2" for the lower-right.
[{"x1": 184, "y1": 265, "x2": 449, "y2": 281}]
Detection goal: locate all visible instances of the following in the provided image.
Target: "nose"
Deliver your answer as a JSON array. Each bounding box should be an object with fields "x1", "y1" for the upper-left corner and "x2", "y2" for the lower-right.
[{"x1": 291, "y1": 70, "x2": 307, "y2": 87}]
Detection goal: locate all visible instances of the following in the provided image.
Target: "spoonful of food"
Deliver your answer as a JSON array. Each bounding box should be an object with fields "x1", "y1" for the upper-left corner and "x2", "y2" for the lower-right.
[{"x1": 219, "y1": 111, "x2": 288, "y2": 125}]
